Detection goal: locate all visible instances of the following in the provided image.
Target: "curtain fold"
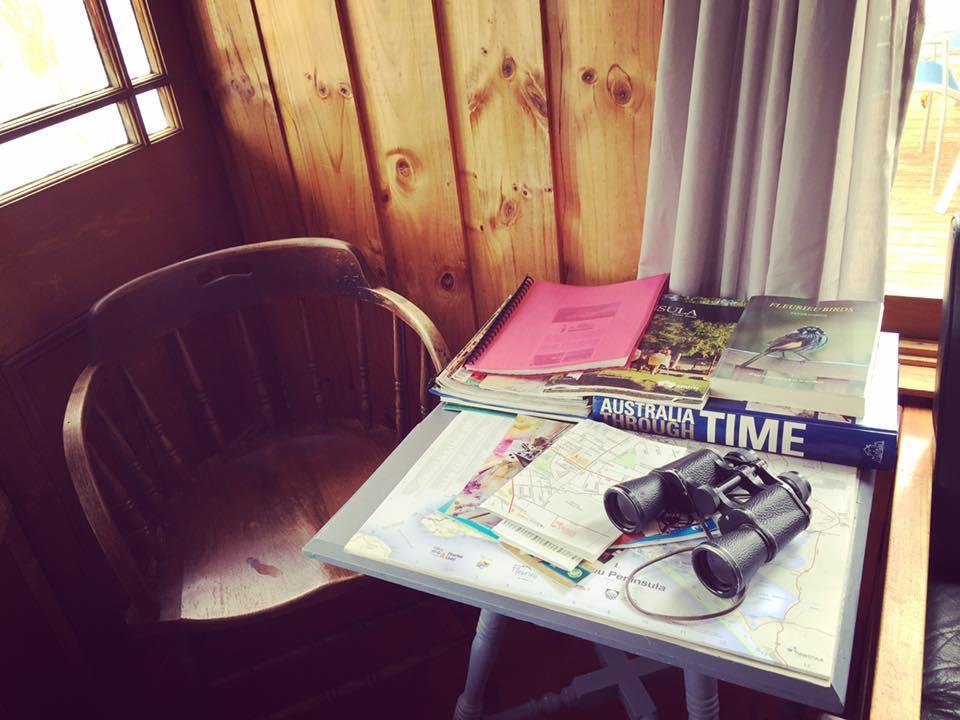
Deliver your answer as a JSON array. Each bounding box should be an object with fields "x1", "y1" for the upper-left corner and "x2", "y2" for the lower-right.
[{"x1": 638, "y1": 0, "x2": 922, "y2": 302}]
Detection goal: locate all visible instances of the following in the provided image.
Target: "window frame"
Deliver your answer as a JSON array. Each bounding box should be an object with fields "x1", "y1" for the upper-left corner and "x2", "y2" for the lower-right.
[
  {"x1": 883, "y1": 294, "x2": 942, "y2": 340},
  {"x1": 0, "y1": 0, "x2": 181, "y2": 205}
]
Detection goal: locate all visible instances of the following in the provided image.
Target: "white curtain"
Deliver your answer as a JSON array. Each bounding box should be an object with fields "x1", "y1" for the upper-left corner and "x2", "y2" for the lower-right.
[{"x1": 638, "y1": 0, "x2": 921, "y2": 301}]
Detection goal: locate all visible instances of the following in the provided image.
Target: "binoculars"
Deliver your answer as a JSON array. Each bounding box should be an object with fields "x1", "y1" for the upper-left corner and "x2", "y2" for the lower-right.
[{"x1": 603, "y1": 448, "x2": 812, "y2": 599}]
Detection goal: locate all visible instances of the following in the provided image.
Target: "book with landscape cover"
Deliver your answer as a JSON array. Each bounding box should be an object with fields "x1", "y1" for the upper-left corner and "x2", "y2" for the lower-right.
[
  {"x1": 710, "y1": 296, "x2": 883, "y2": 417},
  {"x1": 591, "y1": 332, "x2": 900, "y2": 470},
  {"x1": 543, "y1": 293, "x2": 744, "y2": 408},
  {"x1": 464, "y1": 274, "x2": 667, "y2": 375}
]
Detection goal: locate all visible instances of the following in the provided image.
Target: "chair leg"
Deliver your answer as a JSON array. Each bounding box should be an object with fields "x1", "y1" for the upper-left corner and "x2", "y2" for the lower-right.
[
  {"x1": 922, "y1": 90, "x2": 933, "y2": 152},
  {"x1": 453, "y1": 610, "x2": 508, "y2": 720}
]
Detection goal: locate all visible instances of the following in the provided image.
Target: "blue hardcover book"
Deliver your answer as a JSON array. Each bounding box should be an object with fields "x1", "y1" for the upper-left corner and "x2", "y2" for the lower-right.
[{"x1": 590, "y1": 333, "x2": 899, "y2": 471}]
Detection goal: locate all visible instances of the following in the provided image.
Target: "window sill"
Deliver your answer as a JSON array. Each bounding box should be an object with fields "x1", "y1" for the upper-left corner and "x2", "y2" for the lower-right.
[{"x1": 898, "y1": 337, "x2": 937, "y2": 401}]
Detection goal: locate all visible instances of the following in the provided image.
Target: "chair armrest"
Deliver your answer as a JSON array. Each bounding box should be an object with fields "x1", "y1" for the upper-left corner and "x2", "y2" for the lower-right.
[
  {"x1": 63, "y1": 364, "x2": 157, "y2": 617},
  {"x1": 364, "y1": 286, "x2": 452, "y2": 372},
  {"x1": 869, "y1": 406, "x2": 935, "y2": 720}
]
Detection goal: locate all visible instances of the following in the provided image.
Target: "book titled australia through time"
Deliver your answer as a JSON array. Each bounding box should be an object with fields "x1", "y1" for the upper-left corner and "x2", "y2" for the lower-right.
[{"x1": 710, "y1": 296, "x2": 882, "y2": 417}]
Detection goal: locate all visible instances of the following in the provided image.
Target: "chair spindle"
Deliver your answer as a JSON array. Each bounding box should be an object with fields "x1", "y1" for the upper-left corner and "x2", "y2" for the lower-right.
[
  {"x1": 173, "y1": 329, "x2": 225, "y2": 448},
  {"x1": 393, "y1": 315, "x2": 407, "y2": 439},
  {"x1": 121, "y1": 367, "x2": 184, "y2": 477},
  {"x1": 298, "y1": 298, "x2": 326, "y2": 422},
  {"x1": 88, "y1": 443, "x2": 159, "y2": 562},
  {"x1": 355, "y1": 298, "x2": 371, "y2": 428},
  {"x1": 94, "y1": 405, "x2": 164, "y2": 508},
  {"x1": 235, "y1": 309, "x2": 275, "y2": 427},
  {"x1": 419, "y1": 344, "x2": 428, "y2": 420}
]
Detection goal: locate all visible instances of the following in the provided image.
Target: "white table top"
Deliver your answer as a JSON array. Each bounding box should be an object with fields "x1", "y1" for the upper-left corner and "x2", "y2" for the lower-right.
[{"x1": 304, "y1": 406, "x2": 875, "y2": 713}]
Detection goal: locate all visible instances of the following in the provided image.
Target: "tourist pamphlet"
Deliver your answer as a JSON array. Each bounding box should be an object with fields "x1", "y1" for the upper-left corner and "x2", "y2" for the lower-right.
[
  {"x1": 711, "y1": 296, "x2": 883, "y2": 416},
  {"x1": 478, "y1": 420, "x2": 688, "y2": 561},
  {"x1": 439, "y1": 413, "x2": 713, "y2": 570},
  {"x1": 543, "y1": 294, "x2": 744, "y2": 409},
  {"x1": 465, "y1": 274, "x2": 667, "y2": 375}
]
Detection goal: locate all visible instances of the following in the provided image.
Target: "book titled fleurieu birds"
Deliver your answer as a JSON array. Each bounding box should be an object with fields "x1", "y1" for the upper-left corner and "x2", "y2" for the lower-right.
[
  {"x1": 590, "y1": 332, "x2": 899, "y2": 470},
  {"x1": 710, "y1": 296, "x2": 883, "y2": 417}
]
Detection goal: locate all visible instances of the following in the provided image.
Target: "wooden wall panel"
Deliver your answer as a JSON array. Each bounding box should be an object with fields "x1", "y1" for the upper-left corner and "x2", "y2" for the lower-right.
[
  {"x1": 435, "y1": 0, "x2": 560, "y2": 320},
  {"x1": 184, "y1": 0, "x2": 305, "y2": 243},
  {"x1": 339, "y1": 0, "x2": 477, "y2": 350},
  {"x1": 545, "y1": 0, "x2": 664, "y2": 284},
  {"x1": 254, "y1": 0, "x2": 388, "y2": 281},
  {"x1": 185, "y1": 0, "x2": 664, "y2": 347}
]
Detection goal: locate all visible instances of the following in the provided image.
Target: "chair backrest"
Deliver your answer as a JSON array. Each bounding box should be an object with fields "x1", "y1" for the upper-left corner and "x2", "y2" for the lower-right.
[{"x1": 63, "y1": 238, "x2": 450, "y2": 617}]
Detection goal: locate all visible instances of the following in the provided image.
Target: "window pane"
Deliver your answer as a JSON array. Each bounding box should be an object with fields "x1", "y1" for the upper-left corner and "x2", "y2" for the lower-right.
[
  {"x1": 0, "y1": 0, "x2": 110, "y2": 123},
  {"x1": 136, "y1": 88, "x2": 171, "y2": 136},
  {"x1": 0, "y1": 104, "x2": 130, "y2": 196},
  {"x1": 105, "y1": 0, "x2": 151, "y2": 79},
  {"x1": 886, "y1": 9, "x2": 960, "y2": 298}
]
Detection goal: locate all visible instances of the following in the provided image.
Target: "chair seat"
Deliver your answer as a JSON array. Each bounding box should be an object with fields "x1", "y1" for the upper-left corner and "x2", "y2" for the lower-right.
[{"x1": 153, "y1": 419, "x2": 396, "y2": 623}]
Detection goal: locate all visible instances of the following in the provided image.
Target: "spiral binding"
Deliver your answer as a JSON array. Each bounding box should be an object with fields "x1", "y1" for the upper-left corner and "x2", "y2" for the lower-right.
[{"x1": 465, "y1": 276, "x2": 536, "y2": 367}]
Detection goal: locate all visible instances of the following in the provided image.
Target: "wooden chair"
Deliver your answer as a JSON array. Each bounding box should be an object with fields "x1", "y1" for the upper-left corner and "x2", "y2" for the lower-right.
[{"x1": 63, "y1": 238, "x2": 450, "y2": 625}]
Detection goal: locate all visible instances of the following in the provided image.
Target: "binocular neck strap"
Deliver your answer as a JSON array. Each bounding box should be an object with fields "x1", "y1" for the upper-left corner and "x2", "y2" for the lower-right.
[
  {"x1": 623, "y1": 505, "x2": 746, "y2": 623},
  {"x1": 623, "y1": 545, "x2": 747, "y2": 622}
]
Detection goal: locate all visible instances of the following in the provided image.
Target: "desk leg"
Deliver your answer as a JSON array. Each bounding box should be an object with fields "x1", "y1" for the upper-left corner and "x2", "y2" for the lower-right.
[
  {"x1": 454, "y1": 609, "x2": 508, "y2": 720},
  {"x1": 683, "y1": 669, "x2": 719, "y2": 720}
]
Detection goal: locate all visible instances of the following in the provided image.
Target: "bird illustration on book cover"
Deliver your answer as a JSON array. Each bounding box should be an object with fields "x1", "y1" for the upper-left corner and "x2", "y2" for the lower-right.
[
  {"x1": 738, "y1": 326, "x2": 828, "y2": 368},
  {"x1": 712, "y1": 296, "x2": 882, "y2": 413}
]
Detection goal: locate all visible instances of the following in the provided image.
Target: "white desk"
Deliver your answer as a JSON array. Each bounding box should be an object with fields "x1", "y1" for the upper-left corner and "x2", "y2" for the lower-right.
[{"x1": 305, "y1": 407, "x2": 875, "y2": 719}]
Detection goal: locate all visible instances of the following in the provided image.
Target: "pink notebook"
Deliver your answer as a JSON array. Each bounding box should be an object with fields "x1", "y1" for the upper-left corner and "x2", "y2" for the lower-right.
[{"x1": 465, "y1": 274, "x2": 668, "y2": 375}]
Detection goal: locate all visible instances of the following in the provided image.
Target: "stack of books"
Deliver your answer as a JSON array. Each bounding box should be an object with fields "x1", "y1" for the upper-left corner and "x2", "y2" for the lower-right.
[
  {"x1": 592, "y1": 295, "x2": 895, "y2": 470},
  {"x1": 434, "y1": 280, "x2": 897, "y2": 472}
]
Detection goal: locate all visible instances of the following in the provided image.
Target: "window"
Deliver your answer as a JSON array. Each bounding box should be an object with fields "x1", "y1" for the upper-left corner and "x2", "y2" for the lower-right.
[
  {"x1": 0, "y1": 0, "x2": 179, "y2": 204},
  {"x1": 885, "y1": 0, "x2": 960, "y2": 340}
]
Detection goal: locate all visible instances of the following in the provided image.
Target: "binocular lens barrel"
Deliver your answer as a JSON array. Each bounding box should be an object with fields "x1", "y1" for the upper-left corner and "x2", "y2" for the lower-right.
[
  {"x1": 603, "y1": 473, "x2": 667, "y2": 534},
  {"x1": 692, "y1": 482, "x2": 811, "y2": 598},
  {"x1": 691, "y1": 528, "x2": 767, "y2": 598},
  {"x1": 603, "y1": 449, "x2": 724, "y2": 534}
]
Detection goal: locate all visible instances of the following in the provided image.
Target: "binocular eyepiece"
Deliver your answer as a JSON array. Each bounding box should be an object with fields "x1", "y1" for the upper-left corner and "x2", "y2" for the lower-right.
[{"x1": 603, "y1": 448, "x2": 812, "y2": 599}]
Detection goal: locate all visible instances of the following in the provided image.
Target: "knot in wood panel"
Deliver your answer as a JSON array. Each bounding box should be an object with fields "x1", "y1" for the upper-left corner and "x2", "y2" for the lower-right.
[
  {"x1": 229, "y1": 73, "x2": 256, "y2": 102},
  {"x1": 386, "y1": 148, "x2": 419, "y2": 193},
  {"x1": 580, "y1": 67, "x2": 598, "y2": 85},
  {"x1": 522, "y1": 78, "x2": 548, "y2": 120},
  {"x1": 500, "y1": 55, "x2": 516, "y2": 80},
  {"x1": 499, "y1": 197, "x2": 520, "y2": 226},
  {"x1": 440, "y1": 272, "x2": 455, "y2": 291},
  {"x1": 311, "y1": 75, "x2": 330, "y2": 99},
  {"x1": 337, "y1": 82, "x2": 352, "y2": 99},
  {"x1": 606, "y1": 64, "x2": 633, "y2": 106}
]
